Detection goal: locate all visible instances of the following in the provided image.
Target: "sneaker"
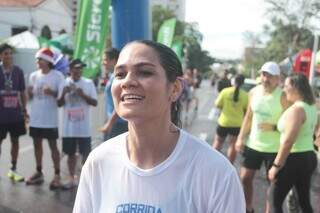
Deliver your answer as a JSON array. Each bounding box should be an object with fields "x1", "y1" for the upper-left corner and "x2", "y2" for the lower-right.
[
  {"x1": 61, "y1": 180, "x2": 77, "y2": 190},
  {"x1": 26, "y1": 172, "x2": 44, "y2": 185},
  {"x1": 49, "y1": 175, "x2": 61, "y2": 190},
  {"x1": 7, "y1": 170, "x2": 24, "y2": 182}
]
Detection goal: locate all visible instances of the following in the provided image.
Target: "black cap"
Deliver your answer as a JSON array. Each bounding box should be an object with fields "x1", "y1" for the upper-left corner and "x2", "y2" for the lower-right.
[{"x1": 70, "y1": 58, "x2": 86, "y2": 68}]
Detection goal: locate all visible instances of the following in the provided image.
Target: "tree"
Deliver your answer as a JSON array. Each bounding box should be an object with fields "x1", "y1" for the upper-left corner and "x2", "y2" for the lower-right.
[
  {"x1": 242, "y1": 0, "x2": 319, "y2": 76},
  {"x1": 264, "y1": 0, "x2": 320, "y2": 58},
  {"x1": 152, "y1": 5, "x2": 214, "y2": 74}
]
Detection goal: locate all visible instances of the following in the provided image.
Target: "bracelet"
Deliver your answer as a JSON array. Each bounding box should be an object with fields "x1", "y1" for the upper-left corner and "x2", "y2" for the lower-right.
[{"x1": 272, "y1": 163, "x2": 281, "y2": 168}]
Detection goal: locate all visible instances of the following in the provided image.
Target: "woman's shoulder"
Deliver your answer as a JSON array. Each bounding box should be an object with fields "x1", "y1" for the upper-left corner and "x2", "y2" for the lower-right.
[
  {"x1": 182, "y1": 130, "x2": 234, "y2": 172},
  {"x1": 88, "y1": 133, "x2": 127, "y2": 162}
]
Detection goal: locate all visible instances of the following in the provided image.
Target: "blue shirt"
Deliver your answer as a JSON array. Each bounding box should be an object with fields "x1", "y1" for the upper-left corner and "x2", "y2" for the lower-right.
[{"x1": 104, "y1": 74, "x2": 127, "y2": 124}]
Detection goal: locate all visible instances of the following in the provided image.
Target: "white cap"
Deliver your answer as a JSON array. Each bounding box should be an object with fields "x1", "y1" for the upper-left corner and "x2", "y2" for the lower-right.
[{"x1": 259, "y1": 61, "x2": 280, "y2": 76}]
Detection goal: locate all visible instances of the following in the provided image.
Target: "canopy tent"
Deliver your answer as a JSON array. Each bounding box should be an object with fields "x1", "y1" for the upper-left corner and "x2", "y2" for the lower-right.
[{"x1": 4, "y1": 31, "x2": 40, "y2": 49}]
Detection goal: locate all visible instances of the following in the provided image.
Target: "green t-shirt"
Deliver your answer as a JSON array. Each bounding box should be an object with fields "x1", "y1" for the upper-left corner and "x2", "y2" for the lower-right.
[
  {"x1": 247, "y1": 86, "x2": 283, "y2": 153},
  {"x1": 277, "y1": 101, "x2": 317, "y2": 153},
  {"x1": 215, "y1": 87, "x2": 248, "y2": 127}
]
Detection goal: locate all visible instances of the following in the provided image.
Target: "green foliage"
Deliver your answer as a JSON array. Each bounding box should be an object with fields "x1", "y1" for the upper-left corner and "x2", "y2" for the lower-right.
[
  {"x1": 243, "y1": 0, "x2": 319, "y2": 76},
  {"x1": 263, "y1": 18, "x2": 314, "y2": 61},
  {"x1": 152, "y1": 5, "x2": 215, "y2": 74}
]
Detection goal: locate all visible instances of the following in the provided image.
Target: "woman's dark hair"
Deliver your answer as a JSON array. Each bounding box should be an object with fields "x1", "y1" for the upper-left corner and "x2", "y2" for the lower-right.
[
  {"x1": 0, "y1": 43, "x2": 13, "y2": 54},
  {"x1": 287, "y1": 73, "x2": 315, "y2": 105},
  {"x1": 125, "y1": 40, "x2": 183, "y2": 127},
  {"x1": 233, "y1": 74, "x2": 245, "y2": 102}
]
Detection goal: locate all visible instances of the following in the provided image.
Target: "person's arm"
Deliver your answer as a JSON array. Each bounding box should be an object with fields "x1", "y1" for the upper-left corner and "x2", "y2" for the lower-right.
[
  {"x1": 214, "y1": 91, "x2": 223, "y2": 109},
  {"x1": 235, "y1": 89, "x2": 254, "y2": 152},
  {"x1": 43, "y1": 86, "x2": 58, "y2": 98},
  {"x1": 76, "y1": 88, "x2": 97, "y2": 106},
  {"x1": 57, "y1": 86, "x2": 70, "y2": 107},
  {"x1": 268, "y1": 106, "x2": 304, "y2": 181},
  {"x1": 99, "y1": 111, "x2": 119, "y2": 133}
]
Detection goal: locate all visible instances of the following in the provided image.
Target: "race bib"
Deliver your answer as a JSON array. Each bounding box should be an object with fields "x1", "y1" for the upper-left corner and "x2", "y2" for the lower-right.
[
  {"x1": 67, "y1": 108, "x2": 85, "y2": 122},
  {"x1": 3, "y1": 96, "x2": 19, "y2": 108}
]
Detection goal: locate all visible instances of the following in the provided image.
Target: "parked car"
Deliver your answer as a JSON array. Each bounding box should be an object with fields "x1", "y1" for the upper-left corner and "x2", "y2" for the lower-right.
[{"x1": 242, "y1": 78, "x2": 258, "y2": 92}]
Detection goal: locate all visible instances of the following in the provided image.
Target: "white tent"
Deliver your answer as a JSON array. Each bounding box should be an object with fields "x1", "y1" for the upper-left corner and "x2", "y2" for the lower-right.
[{"x1": 4, "y1": 31, "x2": 40, "y2": 49}]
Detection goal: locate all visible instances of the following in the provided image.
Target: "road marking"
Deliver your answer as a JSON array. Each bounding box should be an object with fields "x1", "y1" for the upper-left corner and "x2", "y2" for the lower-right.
[
  {"x1": 199, "y1": 133, "x2": 207, "y2": 141},
  {"x1": 19, "y1": 145, "x2": 33, "y2": 154}
]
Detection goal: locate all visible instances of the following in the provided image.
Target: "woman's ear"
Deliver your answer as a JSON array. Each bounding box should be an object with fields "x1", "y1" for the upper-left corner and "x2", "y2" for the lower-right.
[{"x1": 170, "y1": 77, "x2": 183, "y2": 102}]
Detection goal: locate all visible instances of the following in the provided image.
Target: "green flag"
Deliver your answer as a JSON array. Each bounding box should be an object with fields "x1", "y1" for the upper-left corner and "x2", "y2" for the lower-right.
[
  {"x1": 157, "y1": 18, "x2": 176, "y2": 47},
  {"x1": 74, "y1": 0, "x2": 110, "y2": 78},
  {"x1": 38, "y1": 36, "x2": 50, "y2": 48},
  {"x1": 171, "y1": 40, "x2": 183, "y2": 60}
]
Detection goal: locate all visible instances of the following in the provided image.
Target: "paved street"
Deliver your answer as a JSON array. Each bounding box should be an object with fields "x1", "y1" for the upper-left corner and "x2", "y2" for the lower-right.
[{"x1": 0, "y1": 80, "x2": 317, "y2": 213}]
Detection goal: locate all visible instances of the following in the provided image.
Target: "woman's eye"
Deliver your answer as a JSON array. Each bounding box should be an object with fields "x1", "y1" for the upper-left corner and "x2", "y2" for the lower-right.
[
  {"x1": 115, "y1": 72, "x2": 126, "y2": 79},
  {"x1": 139, "y1": 70, "x2": 153, "y2": 76}
]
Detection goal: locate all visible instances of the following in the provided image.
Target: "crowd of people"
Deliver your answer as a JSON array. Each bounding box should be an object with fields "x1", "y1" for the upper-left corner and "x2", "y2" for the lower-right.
[
  {"x1": 1, "y1": 40, "x2": 320, "y2": 213},
  {"x1": 214, "y1": 62, "x2": 320, "y2": 213}
]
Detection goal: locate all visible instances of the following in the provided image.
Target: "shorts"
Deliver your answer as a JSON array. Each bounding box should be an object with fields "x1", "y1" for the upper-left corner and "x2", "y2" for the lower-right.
[
  {"x1": 62, "y1": 137, "x2": 91, "y2": 156},
  {"x1": 216, "y1": 125, "x2": 240, "y2": 138},
  {"x1": 242, "y1": 146, "x2": 276, "y2": 170},
  {"x1": 0, "y1": 122, "x2": 26, "y2": 140},
  {"x1": 29, "y1": 127, "x2": 59, "y2": 140}
]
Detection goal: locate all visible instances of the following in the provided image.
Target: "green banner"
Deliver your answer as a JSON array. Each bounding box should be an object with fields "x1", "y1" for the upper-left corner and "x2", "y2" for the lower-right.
[
  {"x1": 171, "y1": 40, "x2": 183, "y2": 60},
  {"x1": 157, "y1": 18, "x2": 176, "y2": 47},
  {"x1": 74, "y1": 0, "x2": 110, "y2": 78}
]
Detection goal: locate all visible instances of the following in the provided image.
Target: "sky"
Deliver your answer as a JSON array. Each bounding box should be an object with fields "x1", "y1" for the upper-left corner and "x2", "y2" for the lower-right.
[{"x1": 185, "y1": 0, "x2": 270, "y2": 60}]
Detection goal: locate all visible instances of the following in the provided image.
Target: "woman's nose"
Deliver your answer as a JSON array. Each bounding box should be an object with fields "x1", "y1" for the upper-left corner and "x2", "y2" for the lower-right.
[{"x1": 121, "y1": 72, "x2": 138, "y2": 88}]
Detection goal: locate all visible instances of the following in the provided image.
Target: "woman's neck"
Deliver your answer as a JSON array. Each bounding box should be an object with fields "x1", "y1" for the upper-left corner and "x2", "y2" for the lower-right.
[{"x1": 126, "y1": 120, "x2": 180, "y2": 169}]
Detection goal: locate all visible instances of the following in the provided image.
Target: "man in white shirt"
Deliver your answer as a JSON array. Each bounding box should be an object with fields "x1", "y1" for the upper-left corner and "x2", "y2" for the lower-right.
[
  {"x1": 26, "y1": 48, "x2": 65, "y2": 190},
  {"x1": 58, "y1": 59, "x2": 97, "y2": 189}
]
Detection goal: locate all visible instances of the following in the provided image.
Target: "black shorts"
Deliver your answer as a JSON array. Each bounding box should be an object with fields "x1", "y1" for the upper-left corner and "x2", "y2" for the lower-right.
[
  {"x1": 216, "y1": 125, "x2": 240, "y2": 138},
  {"x1": 0, "y1": 122, "x2": 26, "y2": 140},
  {"x1": 29, "y1": 127, "x2": 59, "y2": 140},
  {"x1": 242, "y1": 146, "x2": 276, "y2": 170},
  {"x1": 62, "y1": 137, "x2": 91, "y2": 156}
]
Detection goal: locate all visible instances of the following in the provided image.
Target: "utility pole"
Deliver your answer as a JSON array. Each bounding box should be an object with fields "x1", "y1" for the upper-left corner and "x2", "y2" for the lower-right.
[{"x1": 309, "y1": 31, "x2": 319, "y2": 86}]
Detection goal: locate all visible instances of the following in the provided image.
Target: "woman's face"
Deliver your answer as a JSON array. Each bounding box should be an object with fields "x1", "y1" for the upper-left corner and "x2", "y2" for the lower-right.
[
  {"x1": 112, "y1": 43, "x2": 177, "y2": 124},
  {"x1": 283, "y1": 78, "x2": 297, "y2": 102}
]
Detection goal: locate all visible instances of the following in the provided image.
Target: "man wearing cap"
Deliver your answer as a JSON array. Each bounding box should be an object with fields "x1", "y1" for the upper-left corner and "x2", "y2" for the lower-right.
[
  {"x1": 26, "y1": 48, "x2": 65, "y2": 190},
  {"x1": 57, "y1": 59, "x2": 97, "y2": 189},
  {"x1": 235, "y1": 61, "x2": 290, "y2": 213}
]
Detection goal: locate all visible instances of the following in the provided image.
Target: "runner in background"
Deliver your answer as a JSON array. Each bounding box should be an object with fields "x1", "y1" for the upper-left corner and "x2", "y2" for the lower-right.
[
  {"x1": 235, "y1": 62, "x2": 290, "y2": 213},
  {"x1": 26, "y1": 48, "x2": 64, "y2": 190},
  {"x1": 213, "y1": 74, "x2": 248, "y2": 164},
  {"x1": 99, "y1": 48, "x2": 128, "y2": 140},
  {"x1": 57, "y1": 59, "x2": 97, "y2": 190},
  {"x1": 217, "y1": 69, "x2": 231, "y2": 93},
  {"x1": 0, "y1": 43, "x2": 27, "y2": 182}
]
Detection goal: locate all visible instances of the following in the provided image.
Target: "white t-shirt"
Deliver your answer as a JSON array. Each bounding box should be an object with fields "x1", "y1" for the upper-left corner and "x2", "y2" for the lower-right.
[
  {"x1": 73, "y1": 130, "x2": 245, "y2": 213},
  {"x1": 29, "y1": 70, "x2": 64, "y2": 128},
  {"x1": 59, "y1": 77, "x2": 97, "y2": 137}
]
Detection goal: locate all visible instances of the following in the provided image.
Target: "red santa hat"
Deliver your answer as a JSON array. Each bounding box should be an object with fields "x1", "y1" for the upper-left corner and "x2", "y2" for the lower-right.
[{"x1": 35, "y1": 48, "x2": 54, "y2": 64}]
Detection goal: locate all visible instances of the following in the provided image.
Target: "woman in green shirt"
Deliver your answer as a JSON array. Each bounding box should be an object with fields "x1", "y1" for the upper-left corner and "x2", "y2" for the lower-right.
[{"x1": 268, "y1": 74, "x2": 318, "y2": 213}]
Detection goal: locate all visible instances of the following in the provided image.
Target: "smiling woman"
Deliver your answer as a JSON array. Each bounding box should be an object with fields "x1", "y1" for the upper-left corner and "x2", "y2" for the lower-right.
[{"x1": 73, "y1": 40, "x2": 245, "y2": 213}]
